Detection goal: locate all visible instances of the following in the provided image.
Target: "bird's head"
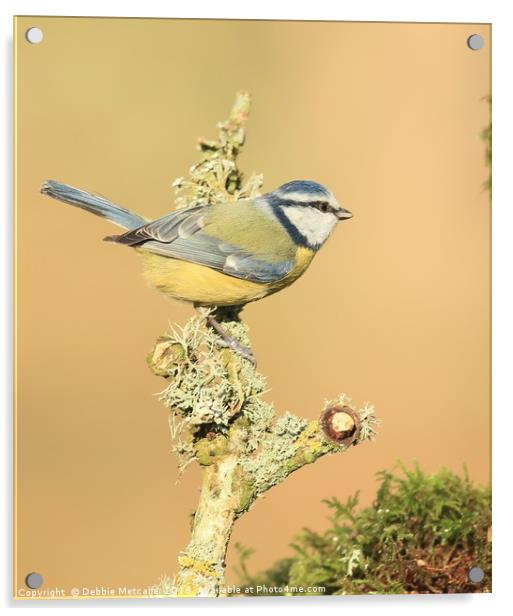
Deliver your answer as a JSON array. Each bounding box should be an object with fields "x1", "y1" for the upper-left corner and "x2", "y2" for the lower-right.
[{"x1": 263, "y1": 180, "x2": 352, "y2": 250}]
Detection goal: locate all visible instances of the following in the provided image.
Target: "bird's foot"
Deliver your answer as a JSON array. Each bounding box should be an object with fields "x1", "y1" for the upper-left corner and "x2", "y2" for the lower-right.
[{"x1": 206, "y1": 315, "x2": 256, "y2": 366}]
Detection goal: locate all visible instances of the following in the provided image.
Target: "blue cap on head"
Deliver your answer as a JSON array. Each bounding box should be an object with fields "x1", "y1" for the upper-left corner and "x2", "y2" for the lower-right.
[{"x1": 276, "y1": 180, "x2": 330, "y2": 197}]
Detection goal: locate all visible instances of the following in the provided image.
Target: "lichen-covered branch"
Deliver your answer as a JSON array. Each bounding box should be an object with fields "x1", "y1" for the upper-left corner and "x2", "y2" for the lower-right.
[
  {"x1": 149, "y1": 93, "x2": 379, "y2": 597},
  {"x1": 171, "y1": 90, "x2": 263, "y2": 209}
]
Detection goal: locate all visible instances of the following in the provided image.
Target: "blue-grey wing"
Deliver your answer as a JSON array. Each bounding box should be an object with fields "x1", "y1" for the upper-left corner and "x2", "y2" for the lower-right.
[
  {"x1": 141, "y1": 235, "x2": 293, "y2": 284},
  {"x1": 104, "y1": 205, "x2": 206, "y2": 245},
  {"x1": 105, "y1": 205, "x2": 294, "y2": 284}
]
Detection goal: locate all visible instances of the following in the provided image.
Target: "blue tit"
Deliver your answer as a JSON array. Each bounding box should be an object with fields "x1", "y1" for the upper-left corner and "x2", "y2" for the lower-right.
[{"x1": 41, "y1": 179, "x2": 352, "y2": 360}]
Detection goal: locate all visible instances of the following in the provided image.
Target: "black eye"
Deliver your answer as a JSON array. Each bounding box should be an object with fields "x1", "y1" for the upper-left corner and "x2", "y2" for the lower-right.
[{"x1": 319, "y1": 202, "x2": 329, "y2": 213}]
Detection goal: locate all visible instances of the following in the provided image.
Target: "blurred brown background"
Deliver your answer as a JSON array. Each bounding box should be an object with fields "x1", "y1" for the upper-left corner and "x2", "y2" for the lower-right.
[{"x1": 14, "y1": 17, "x2": 490, "y2": 597}]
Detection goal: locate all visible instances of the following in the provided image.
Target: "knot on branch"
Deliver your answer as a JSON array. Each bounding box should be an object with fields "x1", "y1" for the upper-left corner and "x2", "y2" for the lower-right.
[{"x1": 321, "y1": 405, "x2": 361, "y2": 446}]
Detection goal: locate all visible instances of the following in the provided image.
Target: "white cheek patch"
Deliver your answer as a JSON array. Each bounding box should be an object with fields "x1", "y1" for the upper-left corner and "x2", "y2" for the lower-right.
[{"x1": 282, "y1": 206, "x2": 337, "y2": 247}]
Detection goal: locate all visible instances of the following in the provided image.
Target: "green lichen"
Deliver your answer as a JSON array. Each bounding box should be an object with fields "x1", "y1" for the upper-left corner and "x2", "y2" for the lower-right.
[
  {"x1": 238, "y1": 397, "x2": 379, "y2": 498},
  {"x1": 154, "y1": 312, "x2": 264, "y2": 430},
  {"x1": 243, "y1": 400, "x2": 275, "y2": 453},
  {"x1": 178, "y1": 555, "x2": 219, "y2": 578},
  {"x1": 231, "y1": 465, "x2": 256, "y2": 514},
  {"x1": 274, "y1": 412, "x2": 308, "y2": 437},
  {"x1": 240, "y1": 412, "x2": 307, "y2": 493},
  {"x1": 195, "y1": 434, "x2": 230, "y2": 466}
]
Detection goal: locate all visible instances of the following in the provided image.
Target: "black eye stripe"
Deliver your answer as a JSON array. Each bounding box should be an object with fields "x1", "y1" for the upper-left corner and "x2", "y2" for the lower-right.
[
  {"x1": 310, "y1": 201, "x2": 335, "y2": 213},
  {"x1": 267, "y1": 195, "x2": 335, "y2": 214}
]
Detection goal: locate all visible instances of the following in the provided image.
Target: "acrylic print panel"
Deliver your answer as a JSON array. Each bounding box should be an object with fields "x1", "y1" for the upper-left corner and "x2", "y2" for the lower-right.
[{"x1": 14, "y1": 17, "x2": 491, "y2": 599}]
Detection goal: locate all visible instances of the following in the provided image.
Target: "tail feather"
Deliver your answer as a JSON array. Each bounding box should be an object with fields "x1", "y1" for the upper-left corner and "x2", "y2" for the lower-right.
[{"x1": 40, "y1": 180, "x2": 147, "y2": 230}]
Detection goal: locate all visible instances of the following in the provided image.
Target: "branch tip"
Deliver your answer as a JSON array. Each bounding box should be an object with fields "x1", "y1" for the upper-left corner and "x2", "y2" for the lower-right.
[{"x1": 321, "y1": 405, "x2": 361, "y2": 446}]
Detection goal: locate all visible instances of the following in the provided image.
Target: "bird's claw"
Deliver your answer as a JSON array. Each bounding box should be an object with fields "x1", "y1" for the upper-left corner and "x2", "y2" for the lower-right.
[
  {"x1": 214, "y1": 337, "x2": 256, "y2": 365},
  {"x1": 206, "y1": 316, "x2": 257, "y2": 366}
]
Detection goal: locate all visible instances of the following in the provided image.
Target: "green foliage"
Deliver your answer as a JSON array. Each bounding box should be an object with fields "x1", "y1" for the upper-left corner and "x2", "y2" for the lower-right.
[{"x1": 235, "y1": 462, "x2": 491, "y2": 595}]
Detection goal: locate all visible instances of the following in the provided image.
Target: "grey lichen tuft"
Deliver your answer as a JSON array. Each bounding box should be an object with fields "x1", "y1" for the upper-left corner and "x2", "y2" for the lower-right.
[
  {"x1": 155, "y1": 311, "x2": 265, "y2": 431},
  {"x1": 240, "y1": 416, "x2": 302, "y2": 491},
  {"x1": 357, "y1": 402, "x2": 381, "y2": 442},
  {"x1": 274, "y1": 411, "x2": 309, "y2": 437}
]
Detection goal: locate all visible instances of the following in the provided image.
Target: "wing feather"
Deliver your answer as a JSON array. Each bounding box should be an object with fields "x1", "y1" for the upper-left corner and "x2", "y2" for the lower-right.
[
  {"x1": 106, "y1": 203, "x2": 294, "y2": 284},
  {"x1": 142, "y1": 236, "x2": 293, "y2": 283},
  {"x1": 105, "y1": 206, "x2": 206, "y2": 245}
]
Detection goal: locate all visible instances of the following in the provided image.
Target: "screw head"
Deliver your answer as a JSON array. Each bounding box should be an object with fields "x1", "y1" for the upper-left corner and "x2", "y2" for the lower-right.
[
  {"x1": 467, "y1": 34, "x2": 484, "y2": 51},
  {"x1": 468, "y1": 567, "x2": 485, "y2": 583},
  {"x1": 25, "y1": 572, "x2": 43, "y2": 589}
]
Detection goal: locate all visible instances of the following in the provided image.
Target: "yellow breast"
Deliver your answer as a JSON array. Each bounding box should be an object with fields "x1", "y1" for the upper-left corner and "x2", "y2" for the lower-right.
[{"x1": 137, "y1": 246, "x2": 315, "y2": 307}]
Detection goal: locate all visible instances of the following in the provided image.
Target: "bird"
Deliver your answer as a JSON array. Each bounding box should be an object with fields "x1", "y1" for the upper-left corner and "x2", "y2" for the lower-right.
[{"x1": 40, "y1": 179, "x2": 352, "y2": 362}]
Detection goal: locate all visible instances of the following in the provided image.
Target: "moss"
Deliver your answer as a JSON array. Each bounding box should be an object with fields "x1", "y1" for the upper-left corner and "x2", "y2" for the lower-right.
[{"x1": 235, "y1": 463, "x2": 492, "y2": 595}]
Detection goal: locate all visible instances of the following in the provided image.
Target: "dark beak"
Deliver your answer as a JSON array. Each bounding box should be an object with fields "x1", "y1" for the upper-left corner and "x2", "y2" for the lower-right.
[{"x1": 335, "y1": 207, "x2": 353, "y2": 220}]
